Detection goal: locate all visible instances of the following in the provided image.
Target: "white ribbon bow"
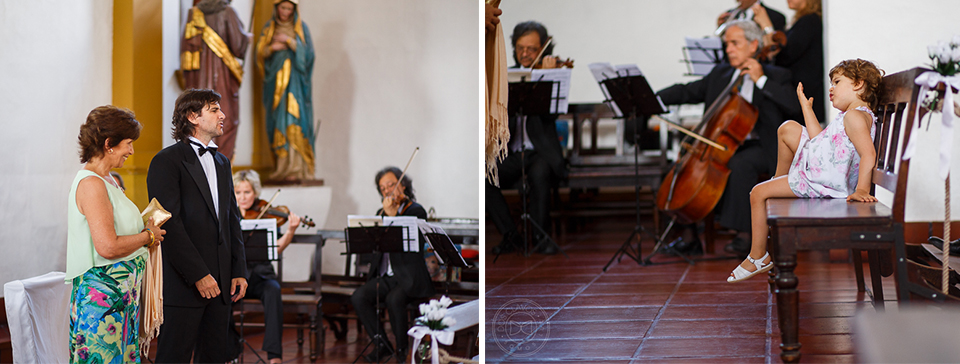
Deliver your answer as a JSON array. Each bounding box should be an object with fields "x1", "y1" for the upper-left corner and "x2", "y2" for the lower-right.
[
  {"x1": 903, "y1": 71, "x2": 960, "y2": 180},
  {"x1": 408, "y1": 326, "x2": 454, "y2": 364}
]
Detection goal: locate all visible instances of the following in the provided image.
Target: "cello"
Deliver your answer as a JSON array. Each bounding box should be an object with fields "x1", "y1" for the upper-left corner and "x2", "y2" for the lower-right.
[{"x1": 654, "y1": 69, "x2": 761, "y2": 225}]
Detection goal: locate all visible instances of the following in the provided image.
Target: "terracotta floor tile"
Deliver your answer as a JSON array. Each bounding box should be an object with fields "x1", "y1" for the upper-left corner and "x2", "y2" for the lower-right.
[
  {"x1": 539, "y1": 320, "x2": 652, "y2": 339},
  {"x1": 509, "y1": 274, "x2": 597, "y2": 285},
  {"x1": 769, "y1": 317, "x2": 854, "y2": 335},
  {"x1": 497, "y1": 338, "x2": 641, "y2": 360},
  {"x1": 550, "y1": 306, "x2": 661, "y2": 322},
  {"x1": 648, "y1": 318, "x2": 768, "y2": 338},
  {"x1": 659, "y1": 303, "x2": 769, "y2": 320},
  {"x1": 580, "y1": 282, "x2": 677, "y2": 295},
  {"x1": 487, "y1": 283, "x2": 585, "y2": 296},
  {"x1": 771, "y1": 334, "x2": 855, "y2": 355},
  {"x1": 637, "y1": 336, "x2": 767, "y2": 358},
  {"x1": 668, "y1": 291, "x2": 770, "y2": 305},
  {"x1": 486, "y1": 295, "x2": 571, "y2": 310},
  {"x1": 633, "y1": 357, "x2": 767, "y2": 364},
  {"x1": 567, "y1": 293, "x2": 671, "y2": 308}
]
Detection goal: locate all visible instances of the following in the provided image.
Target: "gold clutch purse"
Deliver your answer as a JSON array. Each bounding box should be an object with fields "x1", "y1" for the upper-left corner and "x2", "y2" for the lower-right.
[{"x1": 141, "y1": 198, "x2": 172, "y2": 227}]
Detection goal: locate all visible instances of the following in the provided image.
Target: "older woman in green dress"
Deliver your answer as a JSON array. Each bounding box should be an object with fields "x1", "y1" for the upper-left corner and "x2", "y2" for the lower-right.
[
  {"x1": 65, "y1": 106, "x2": 165, "y2": 363},
  {"x1": 257, "y1": 0, "x2": 316, "y2": 181}
]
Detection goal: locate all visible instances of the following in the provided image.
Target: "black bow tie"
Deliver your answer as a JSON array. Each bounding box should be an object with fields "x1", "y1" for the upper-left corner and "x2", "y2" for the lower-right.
[{"x1": 189, "y1": 141, "x2": 218, "y2": 156}]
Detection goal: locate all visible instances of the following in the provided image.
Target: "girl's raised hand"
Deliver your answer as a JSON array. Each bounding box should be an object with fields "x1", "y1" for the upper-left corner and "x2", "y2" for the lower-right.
[
  {"x1": 797, "y1": 82, "x2": 814, "y2": 109},
  {"x1": 846, "y1": 190, "x2": 878, "y2": 203}
]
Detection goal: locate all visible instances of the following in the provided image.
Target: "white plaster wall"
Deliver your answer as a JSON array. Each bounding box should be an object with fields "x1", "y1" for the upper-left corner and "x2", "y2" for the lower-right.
[
  {"x1": 299, "y1": 1, "x2": 480, "y2": 228},
  {"x1": 824, "y1": 0, "x2": 960, "y2": 222},
  {"x1": 0, "y1": 0, "x2": 114, "y2": 290}
]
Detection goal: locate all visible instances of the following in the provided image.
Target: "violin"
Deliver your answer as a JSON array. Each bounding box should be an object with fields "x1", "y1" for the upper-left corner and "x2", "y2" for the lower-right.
[
  {"x1": 244, "y1": 199, "x2": 315, "y2": 228},
  {"x1": 529, "y1": 36, "x2": 574, "y2": 69},
  {"x1": 533, "y1": 56, "x2": 575, "y2": 69},
  {"x1": 757, "y1": 31, "x2": 787, "y2": 62}
]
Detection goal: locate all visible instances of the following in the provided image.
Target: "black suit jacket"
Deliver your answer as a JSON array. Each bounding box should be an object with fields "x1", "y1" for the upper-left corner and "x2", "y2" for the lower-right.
[
  {"x1": 657, "y1": 63, "x2": 801, "y2": 172},
  {"x1": 508, "y1": 114, "x2": 567, "y2": 179},
  {"x1": 775, "y1": 14, "x2": 824, "y2": 122},
  {"x1": 147, "y1": 140, "x2": 247, "y2": 307},
  {"x1": 370, "y1": 201, "x2": 435, "y2": 299}
]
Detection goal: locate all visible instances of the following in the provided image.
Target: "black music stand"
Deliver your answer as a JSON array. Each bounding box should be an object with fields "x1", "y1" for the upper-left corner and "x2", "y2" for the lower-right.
[
  {"x1": 345, "y1": 225, "x2": 406, "y2": 364},
  {"x1": 236, "y1": 220, "x2": 280, "y2": 364},
  {"x1": 596, "y1": 73, "x2": 694, "y2": 271},
  {"x1": 494, "y1": 78, "x2": 568, "y2": 261},
  {"x1": 425, "y1": 232, "x2": 469, "y2": 294}
]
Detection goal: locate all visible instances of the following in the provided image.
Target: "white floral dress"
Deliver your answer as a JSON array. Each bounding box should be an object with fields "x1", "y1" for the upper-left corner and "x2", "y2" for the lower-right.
[{"x1": 788, "y1": 106, "x2": 876, "y2": 198}]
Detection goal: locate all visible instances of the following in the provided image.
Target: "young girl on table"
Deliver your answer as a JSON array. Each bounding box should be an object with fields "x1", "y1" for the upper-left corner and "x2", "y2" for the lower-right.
[{"x1": 728, "y1": 59, "x2": 884, "y2": 283}]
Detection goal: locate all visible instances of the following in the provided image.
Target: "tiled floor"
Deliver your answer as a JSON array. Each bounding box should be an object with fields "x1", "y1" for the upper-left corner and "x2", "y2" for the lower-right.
[{"x1": 485, "y1": 215, "x2": 897, "y2": 363}]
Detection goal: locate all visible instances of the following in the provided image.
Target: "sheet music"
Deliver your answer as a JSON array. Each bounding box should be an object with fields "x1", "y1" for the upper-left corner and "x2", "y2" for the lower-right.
[
  {"x1": 684, "y1": 37, "x2": 723, "y2": 76},
  {"x1": 589, "y1": 63, "x2": 656, "y2": 118},
  {"x1": 531, "y1": 68, "x2": 571, "y2": 114},
  {"x1": 507, "y1": 69, "x2": 532, "y2": 83},
  {"x1": 383, "y1": 216, "x2": 419, "y2": 252},
  {"x1": 347, "y1": 215, "x2": 383, "y2": 227},
  {"x1": 241, "y1": 219, "x2": 278, "y2": 260}
]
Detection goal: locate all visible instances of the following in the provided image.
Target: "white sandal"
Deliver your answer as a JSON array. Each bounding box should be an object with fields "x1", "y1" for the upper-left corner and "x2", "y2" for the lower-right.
[{"x1": 727, "y1": 252, "x2": 773, "y2": 283}]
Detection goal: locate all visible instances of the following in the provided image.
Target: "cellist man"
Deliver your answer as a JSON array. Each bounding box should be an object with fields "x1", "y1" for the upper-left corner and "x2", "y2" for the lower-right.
[{"x1": 656, "y1": 20, "x2": 800, "y2": 257}]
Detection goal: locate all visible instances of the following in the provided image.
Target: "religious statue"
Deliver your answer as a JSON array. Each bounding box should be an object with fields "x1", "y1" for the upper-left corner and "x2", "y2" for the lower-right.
[
  {"x1": 180, "y1": 0, "x2": 251, "y2": 160},
  {"x1": 257, "y1": 0, "x2": 316, "y2": 181}
]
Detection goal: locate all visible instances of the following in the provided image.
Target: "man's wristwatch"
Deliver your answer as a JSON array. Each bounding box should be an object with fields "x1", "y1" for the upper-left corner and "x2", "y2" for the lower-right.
[{"x1": 763, "y1": 26, "x2": 774, "y2": 35}]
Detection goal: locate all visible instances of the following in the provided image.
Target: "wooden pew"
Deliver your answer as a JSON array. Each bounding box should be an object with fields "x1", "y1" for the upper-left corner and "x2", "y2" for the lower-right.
[{"x1": 764, "y1": 67, "x2": 929, "y2": 362}]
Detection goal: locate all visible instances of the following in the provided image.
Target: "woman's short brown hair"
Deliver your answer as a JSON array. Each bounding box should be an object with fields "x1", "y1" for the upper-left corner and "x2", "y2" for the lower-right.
[
  {"x1": 77, "y1": 106, "x2": 141, "y2": 163},
  {"x1": 829, "y1": 59, "x2": 885, "y2": 110}
]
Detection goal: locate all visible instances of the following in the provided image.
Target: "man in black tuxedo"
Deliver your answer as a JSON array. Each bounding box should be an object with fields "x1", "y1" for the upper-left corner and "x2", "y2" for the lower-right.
[
  {"x1": 351, "y1": 166, "x2": 436, "y2": 362},
  {"x1": 657, "y1": 20, "x2": 800, "y2": 256},
  {"x1": 486, "y1": 21, "x2": 567, "y2": 255},
  {"x1": 148, "y1": 89, "x2": 248, "y2": 362}
]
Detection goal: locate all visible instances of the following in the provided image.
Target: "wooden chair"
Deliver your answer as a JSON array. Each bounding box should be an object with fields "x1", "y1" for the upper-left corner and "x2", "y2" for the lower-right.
[
  {"x1": 238, "y1": 233, "x2": 325, "y2": 362},
  {"x1": 764, "y1": 67, "x2": 926, "y2": 362}
]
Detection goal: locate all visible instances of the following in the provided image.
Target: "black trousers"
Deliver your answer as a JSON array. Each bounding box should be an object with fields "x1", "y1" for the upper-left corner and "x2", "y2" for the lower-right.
[
  {"x1": 350, "y1": 275, "x2": 413, "y2": 352},
  {"x1": 485, "y1": 149, "x2": 553, "y2": 236},
  {"x1": 716, "y1": 142, "x2": 771, "y2": 232},
  {"x1": 155, "y1": 299, "x2": 233, "y2": 363},
  {"x1": 247, "y1": 273, "x2": 283, "y2": 359}
]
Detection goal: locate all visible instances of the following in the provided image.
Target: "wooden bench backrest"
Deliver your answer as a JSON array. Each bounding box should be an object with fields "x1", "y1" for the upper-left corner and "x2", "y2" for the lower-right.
[{"x1": 872, "y1": 67, "x2": 925, "y2": 223}]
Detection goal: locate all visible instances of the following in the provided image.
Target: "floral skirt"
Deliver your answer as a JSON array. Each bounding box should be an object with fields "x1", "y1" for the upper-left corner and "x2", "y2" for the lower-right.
[{"x1": 69, "y1": 255, "x2": 145, "y2": 364}]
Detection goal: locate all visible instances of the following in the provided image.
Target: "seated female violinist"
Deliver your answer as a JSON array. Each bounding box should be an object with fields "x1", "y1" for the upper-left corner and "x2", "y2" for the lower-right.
[{"x1": 232, "y1": 169, "x2": 302, "y2": 363}]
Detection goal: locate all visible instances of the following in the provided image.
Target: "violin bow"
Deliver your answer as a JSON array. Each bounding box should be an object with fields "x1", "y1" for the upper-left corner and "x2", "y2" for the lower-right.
[
  {"x1": 388, "y1": 147, "x2": 420, "y2": 199},
  {"x1": 650, "y1": 115, "x2": 727, "y2": 152},
  {"x1": 255, "y1": 189, "x2": 282, "y2": 220},
  {"x1": 529, "y1": 36, "x2": 553, "y2": 69}
]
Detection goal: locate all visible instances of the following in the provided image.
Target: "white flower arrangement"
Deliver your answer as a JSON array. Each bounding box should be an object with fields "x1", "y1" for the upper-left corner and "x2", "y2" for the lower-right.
[
  {"x1": 409, "y1": 296, "x2": 458, "y2": 364},
  {"x1": 414, "y1": 295, "x2": 456, "y2": 330},
  {"x1": 927, "y1": 35, "x2": 960, "y2": 77}
]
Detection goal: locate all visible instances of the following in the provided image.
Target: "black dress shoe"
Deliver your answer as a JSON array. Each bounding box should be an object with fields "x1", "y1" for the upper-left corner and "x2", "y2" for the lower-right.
[
  {"x1": 724, "y1": 237, "x2": 750, "y2": 257},
  {"x1": 534, "y1": 235, "x2": 559, "y2": 255},
  {"x1": 363, "y1": 341, "x2": 394, "y2": 363},
  {"x1": 929, "y1": 236, "x2": 960, "y2": 256},
  {"x1": 492, "y1": 231, "x2": 521, "y2": 255},
  {"x1": 669, "y1": 238, "x2": 703, "y2": 256}
]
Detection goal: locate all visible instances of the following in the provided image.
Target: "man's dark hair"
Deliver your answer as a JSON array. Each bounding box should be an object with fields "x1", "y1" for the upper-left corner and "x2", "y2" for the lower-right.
[
  {"x1": 171, "y1": 89, "x2": 221, "y2": 141},
  {"x1": 375, "y1": 166, "x2": 416, "y2": 202},
  {"x1": 510, "y1": 21, "x2": 553, "y2": 66}
]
